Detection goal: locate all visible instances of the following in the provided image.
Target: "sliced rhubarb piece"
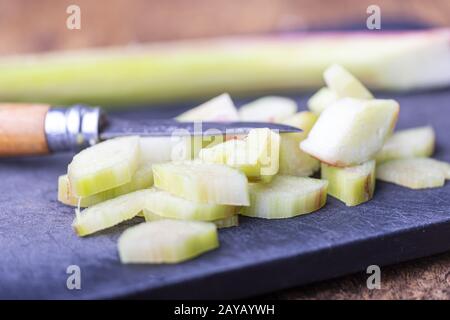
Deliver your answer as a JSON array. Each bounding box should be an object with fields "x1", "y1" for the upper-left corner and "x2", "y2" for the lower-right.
[
  {"x1": 143, "y1": 188, "x2": 236, "y2": 221},
  {"x1": 279, "y1": 134, "x2": 320, "y2": 177},
  {"x1": 183, "y1": 135, "x2": 226, "y2": 160},
  {"x1": 199, "y1": 128, "x2": 280, "y2": 181},
  {"x1": 376, "y1": 158, "x2": 449, "y2": 189},
  {"x1": 240, "y1": 175, "x2": 328, "y2": 219},
  {"x1": 176, "y1": 93, "x2": 238, "y2": 121},
  {"x1": 139, "y1": 136, "x2": 179, "y2": 165},
  {"x1": 321, "y1": 160, "x2": 376, "y2": 206},
  {"x1": 143, "y1": 209, "x2": 239, "y2": 229},
  {"x1": 300, "y1": 98, "x2": 399, "y2": 167},
  {"x1": 153, "y1": 161, "x2": 249, "y2": 205},
  {"x1": 376, "y1": 126, "x2": 435, "y2": 163},
  {"x1": 72, "y1": 189, "x2": 151, "y2": 236},
  {"x1": 59, "y1": 163, "x2": 154, "y2": 207},
  {"x1": 212, "y1": 215, "x2": 239, "y2": 229},
  {"x1": 324, "y1": 64, "x2": 374, "y2": 99},
  {"x1": 281, "y1": 111, "x2": 318, "y2": 133},
  {"x1": 307, "y1": 87, "x2": 339, "y2": 115},
  {"x1": 279, "y1": 112, "x2": 320, "y2": 177},
  {"x1": 68, "y1": 136, "x2": 140, "y2": 197},
  {"x1": 238, "y1": 96, "x2": 297, "y2": 122},
  {"x1": 118, "y1": 220, "x2": 219, "y2": 264}
]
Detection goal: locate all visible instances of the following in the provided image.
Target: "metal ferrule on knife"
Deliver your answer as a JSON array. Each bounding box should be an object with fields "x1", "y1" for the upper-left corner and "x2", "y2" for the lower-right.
[{"x1": 45, "y1": 105, "x2": 104, "y2": 152}]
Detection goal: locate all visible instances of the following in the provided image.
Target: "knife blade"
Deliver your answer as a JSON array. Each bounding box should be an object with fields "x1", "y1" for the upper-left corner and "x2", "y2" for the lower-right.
[{"x1": 100, "y1": 117, "x2": 301, "y2": 140}]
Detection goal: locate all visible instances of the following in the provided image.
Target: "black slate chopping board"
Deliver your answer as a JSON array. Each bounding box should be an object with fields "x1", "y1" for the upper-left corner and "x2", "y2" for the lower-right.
[{"x1": 0, "y1": 89, "x2": 449, "y2": 299}]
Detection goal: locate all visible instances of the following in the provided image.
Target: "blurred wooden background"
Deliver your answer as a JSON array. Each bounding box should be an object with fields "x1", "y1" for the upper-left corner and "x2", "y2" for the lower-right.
[
  {"x1": 0, "y1": 0, "x2": 449, "y2": 299},
  {"x1": 0, "y1": 0, "x2": 449, "y2": 54}
]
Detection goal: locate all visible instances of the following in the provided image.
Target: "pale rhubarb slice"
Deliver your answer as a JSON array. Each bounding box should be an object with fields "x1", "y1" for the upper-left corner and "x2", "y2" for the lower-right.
[
  {"x1": 58, "y1": 163, "x2": 154, "y2": 207},
  {"x1": 238, "y1": 96, "x2": 297, "y2": 122},
  {"x1": 176, "y1": 93, "x2": 239, "y2": 121},
  {"x1": 72, "y1": 189, "x2": 151, "y2": 236},
  {"x1": 68, "y1": 136, "x2": 140, "y2": 197},
  {"x1": 279, "y1": 111, "x2": 320, "y2": 177},
  {"x1": 281, "y1": 111, "x2": 318, "y2": 133},
  {"x1": 376, "y1": 158, "x2": 450, "y2": 189},
  {"x1": 143, "y1": 209, "x2": 239, "y2": 229},
  {"x1": 152, "y1": 161, "x2": 249, "y2": 205},
  {"x1": 240, "y1": 175, "x2": 328, "y2": 219},
  {"x1": 181, "y1": 135, "x2": 226, "y2": 160},
  {"x1": 199, "y1": 128, "x2": 280, "y2": 181},
  {"x1": 139, "y1": 134, "x2": 225, "y2": 166},
  {"x1": 324, "y1": 64, "x2": 374, "y2": 99},
  {"x1": 212, "y1": 215, "x2": 239, "y2": 229},
  {"x1": 118, "y1": 220, "x2": 219, "y2": 264},
  {"x1": 143, "y1": 188, "x2": 235, "y2": 221},
  {"x1": 321, "y1": 160, "x2": 376, "y2": 206},
  {"x1": 376, "y1": 126, "x2": 435, "y2": 163},
  {"x1": 300, "y1": 98, "x2": 399, "y2": 167},
  {"x1": 307, "y1": 87, "x2": 339, "y2": 115},
  {"x1": 139, "y1": 136, "x2": 179, "y2": 165}
]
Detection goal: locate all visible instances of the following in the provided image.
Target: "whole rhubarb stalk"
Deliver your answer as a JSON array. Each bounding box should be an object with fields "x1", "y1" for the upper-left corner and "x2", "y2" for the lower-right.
[{"x1": 0, "y1": 29, "x2": 448, "y2": 107}]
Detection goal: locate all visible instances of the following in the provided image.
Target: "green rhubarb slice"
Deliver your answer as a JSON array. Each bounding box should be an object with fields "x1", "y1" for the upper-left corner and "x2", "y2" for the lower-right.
[
  {"x1": 307, "y1": 87, "x2": 339, "y2": 115},
  {"x1": 139, "y1": 136, "x2": 179, "y2": 165},
  {"x1": 68, "y1": 136, "x2": 140, "y2": 197},
  {"x1": 278, "y1": 112, "x2": 320, "y2": 177},
  {"x1": 321, "y1": 160, "x2": 376, "y2": 206},
  {"x1": 182, "y1": 135, "x2": 225, "y2": 160},
  {"x1": 118, "y1": 220, "x2": 219, "y2": 264},
  {"x1": 199, "y1": 128, "x2": 280, "y2": 180},
  {"x1": 376, "y1": 158, "x2": 449, "y2": 189},
  {"x1": 281, "y1": 111, "x2": 318, "y2": 133},
  {"x1": 238, "y1": 96, "x2": 297, "y2": 122},
  {"x1": 72, "y1": 189, "x2": 151, "y2": 236},
  {"x1": 279, "y1": 134, "x2": 320, "y2": 177},
  {"x1": 324, "y1": 64, "x2": 374, "y2": 99},
  {"x1": 231, "y1": 127, "x2": 280, "y2": 178},
  {"x1": 143, "y1": 209, "x2": 239, "y2": 229},
  {"x1": 176, "y1": 93, "x2": 239, "y2": 121},
  {"x1": 58, "y1": 163, "x2": 154, "y2": 207},
  {"x1": 153, "y1": 161, "x2": 249, "y2": 205},
  {"x1": 240, "y1": 175, "x2": 328, "y2": 219},
  {"x1": 140, "y1": 135, "x2": 225, "y2": 163},
  {"x1": 143, "y1": 188, "x2": 236, "y2": 221},
  {"x1": 212, "y1": 215, "x2": 239, "y2": 228},
  {"x1": 300, "y1": 98, "x2": 399, "y2": 166},
  {"x1": 376, "y1": 126, "x2": 435, "y2": 163}
]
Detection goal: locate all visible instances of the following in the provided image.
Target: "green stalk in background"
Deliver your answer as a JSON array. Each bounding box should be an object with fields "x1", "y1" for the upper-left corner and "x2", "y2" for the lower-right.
[{"x1": 0, "y1": 29, "x2": 449, "y2": 107}]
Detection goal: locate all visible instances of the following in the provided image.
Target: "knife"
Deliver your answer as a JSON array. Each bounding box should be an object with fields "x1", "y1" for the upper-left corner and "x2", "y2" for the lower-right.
[{"x1": 0, "y1": 104, "x2": 301, "y2": 157}]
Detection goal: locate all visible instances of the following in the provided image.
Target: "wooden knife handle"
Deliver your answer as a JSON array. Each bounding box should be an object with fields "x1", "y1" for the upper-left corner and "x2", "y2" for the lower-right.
[{"x1": 0, "y1": 103, "x2": 50, "y2": 156}]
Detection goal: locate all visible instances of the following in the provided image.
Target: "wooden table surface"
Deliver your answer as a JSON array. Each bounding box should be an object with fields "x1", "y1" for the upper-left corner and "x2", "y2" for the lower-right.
[
  {"x1": 271, "y1": 252, "x2": 450, "y2": 300},
  {"x1": 0, "y1": 0, "x2": 449, "y2": 299}
]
